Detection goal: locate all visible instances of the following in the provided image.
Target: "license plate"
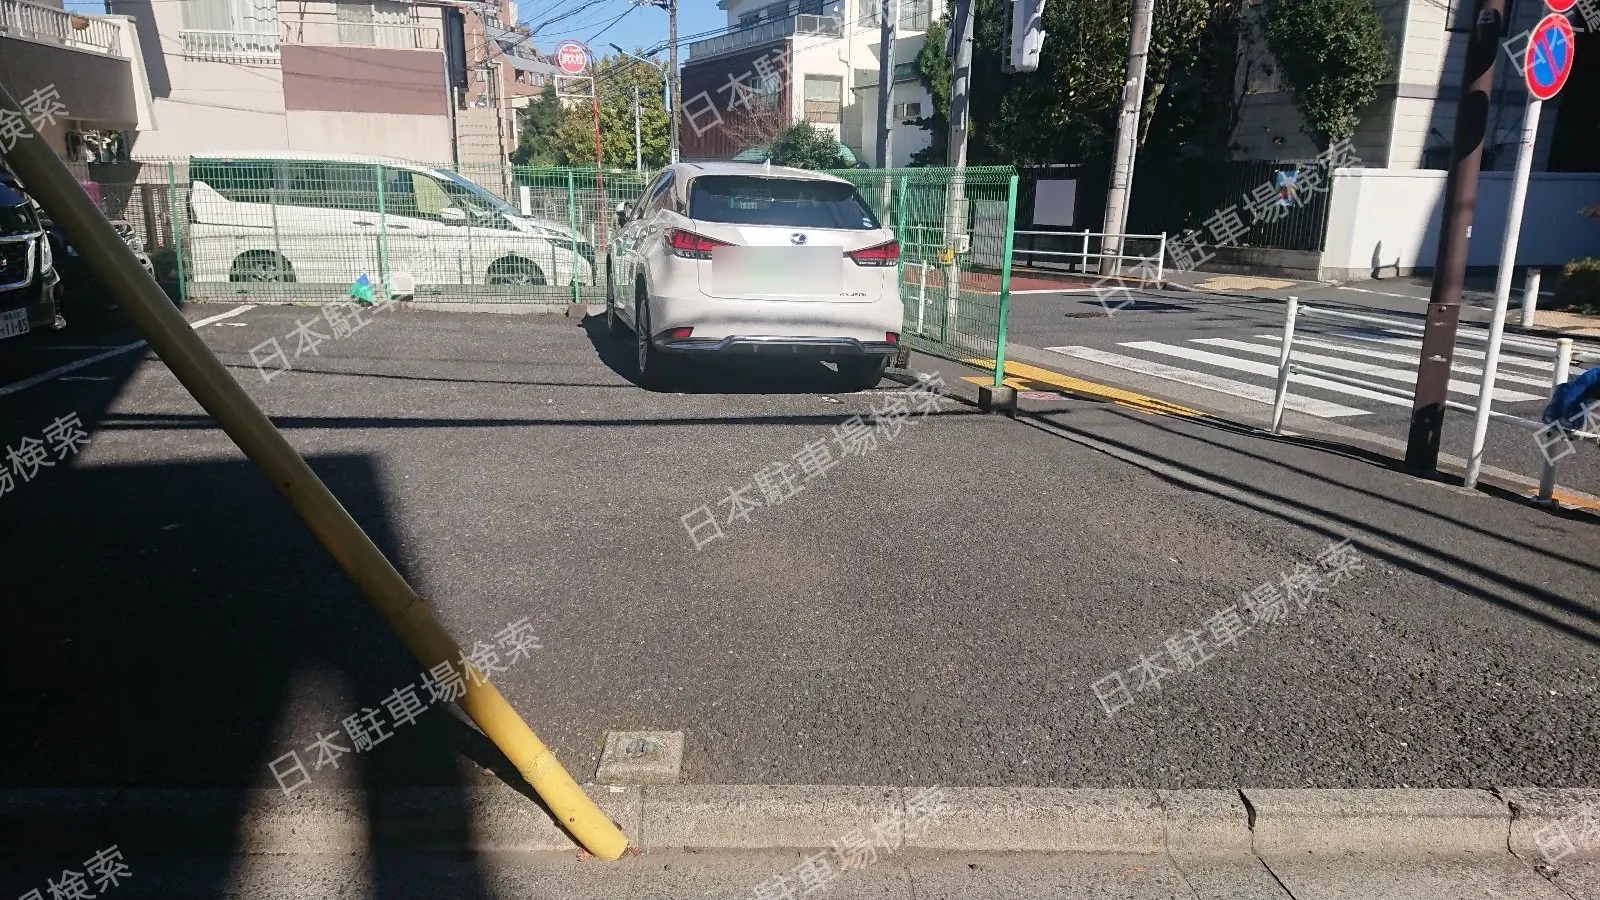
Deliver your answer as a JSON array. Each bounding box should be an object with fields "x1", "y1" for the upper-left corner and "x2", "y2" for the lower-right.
[
  {"x1": 0, "y1": 307, "x2": 29, "y2": 341},
  {"x1": 711, "y1": 246, "x2": 844, "y2": 295}
]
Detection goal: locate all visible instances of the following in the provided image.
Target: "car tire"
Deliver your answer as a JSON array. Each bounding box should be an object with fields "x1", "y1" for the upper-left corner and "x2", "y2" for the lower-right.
[
  {"x1": 606, "y1": 264, "x2": 628, "y2": 339},
  {"x1": 838, "y1": 356, "x2": 888, "y2": 392},
  {"x1": 229, "y1": 251, "x2": 296, "y2": 283},
  {"x1": 635, "y1": 287, "x2": 676, "y2": 391},
  {"x1": 486, "y1": 257, "x2": 546, "y2": 286}
]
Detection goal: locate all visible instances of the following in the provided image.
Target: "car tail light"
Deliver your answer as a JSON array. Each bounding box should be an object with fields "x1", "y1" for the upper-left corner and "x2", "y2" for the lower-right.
[
  {"x1": 847, "y1": 240, "x2": 899, "y2": 267},
  {"x1": 886, "y1": 332, "x2": 899, "y2": 344},
  {"x1": 666, "y1": 228, "x2": 730, "y2": 260},
  {"x1": 667, "y1": 327, "x2": 693, "y2": 339}
]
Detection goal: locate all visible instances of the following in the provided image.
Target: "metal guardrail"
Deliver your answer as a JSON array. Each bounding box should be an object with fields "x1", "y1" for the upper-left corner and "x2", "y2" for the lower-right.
[
  {"x1": 1010, "y1": 229, "x2": 1167, "y2": 281},
  {"x1": 280, "y1": 17, "x2": 441, "y2": 50},
  {"x1": 1268, "y1": 297, "x2": 1599, "y2": 505},
  {"x1": 0, "y1": 0, "x2": 123, "y2": 56}
]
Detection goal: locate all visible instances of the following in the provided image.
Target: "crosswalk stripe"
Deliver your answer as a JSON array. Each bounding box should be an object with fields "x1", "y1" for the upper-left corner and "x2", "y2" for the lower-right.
[
  {"x1": 1046, "y1": 346, "x2": 1370, "y2": 418},
  {"x1": 1122, "y1": 340, "x2": 1415, "y2": 408},
  {"x1": 1328, "y1": 330, "x2": 1556, "y2": 371},
  {"x1": 1192, "y1": 338, "x2": 1541, "y2": 403},
  {"x1": 1305, "y1": 308, "x2": 1560, "y2": 353},
  {"x1": 1251, "y1": 334, "x2": 1553, "y2": 388}
]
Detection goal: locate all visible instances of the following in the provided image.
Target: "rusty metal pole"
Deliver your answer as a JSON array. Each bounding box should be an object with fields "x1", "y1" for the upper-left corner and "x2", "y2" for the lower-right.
[{"x1": 1405, "y1": 0, "x2": 1506, "y2": 471}]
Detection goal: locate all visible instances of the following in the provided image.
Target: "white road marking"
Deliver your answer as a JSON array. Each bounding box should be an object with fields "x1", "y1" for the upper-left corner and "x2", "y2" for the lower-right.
[
  {"x1": 1047, "y1": 345, "x2": 1369, "y2": 418},
  {"x1": 1328, "y1": 330, "x2": 1555, "y2": 371},
  {"x1": 1193, "y1": 337, "x2": 1540, "y2": 403},
  {"x1": 1305, "y1": 307, "x2": 1564, "y2": 353},
  {"x1": 1252, "y1": 333, "x2": 1552, "y2": 388},
  {"x1": 1122, "y1": 340, "x2": 1413, "y2": 408},
  {"x1": 0, "y1": 304, "x2": 256, "y2": 398}
]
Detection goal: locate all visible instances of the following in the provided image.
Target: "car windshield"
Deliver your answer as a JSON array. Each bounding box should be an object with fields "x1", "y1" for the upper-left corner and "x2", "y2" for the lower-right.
[
  {"x1": 688, "y1": 176, "x2": 880, "y2": 230},
  {"x1": 432, "y1": 170, "x2": 522, "y2": 220}
]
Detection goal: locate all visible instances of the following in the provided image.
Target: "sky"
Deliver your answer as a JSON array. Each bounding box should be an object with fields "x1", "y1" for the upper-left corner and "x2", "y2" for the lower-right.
[{"x1": 63, "y1": 0, "x2": 730, "y2": 63}]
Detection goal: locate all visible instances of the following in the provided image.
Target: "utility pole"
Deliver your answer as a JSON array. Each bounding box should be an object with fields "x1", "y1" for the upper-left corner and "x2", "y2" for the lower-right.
[
  {"x1": 1100, "y1": 0, "x2": 1153, "y2": 275},
  {"x1": 875, "y1": 0, "x2": 896, "y2": 169},
  {"x1": 941, "y1": 0, "x2": 972, "y2": 341},
  {"x1": 633, "y1": 84, "x2": 643, "y2": 173},
  {"x1": 668, "y1": 0, "x2": 680, "y2": 164},
  {"x1": 1405, "y1": 0, "x2": 1507, "y2": 471}
]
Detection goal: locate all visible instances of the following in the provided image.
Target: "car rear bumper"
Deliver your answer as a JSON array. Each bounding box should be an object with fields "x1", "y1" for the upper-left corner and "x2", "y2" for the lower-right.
[{"x1": 660, "y1": 335, "x2": 898, "y2": 357}]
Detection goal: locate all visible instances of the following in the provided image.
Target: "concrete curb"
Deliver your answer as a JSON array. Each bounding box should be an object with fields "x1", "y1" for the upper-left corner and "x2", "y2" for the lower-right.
[{"x1": 3, "y1": 786, "x2": 1597, "y2": 858}]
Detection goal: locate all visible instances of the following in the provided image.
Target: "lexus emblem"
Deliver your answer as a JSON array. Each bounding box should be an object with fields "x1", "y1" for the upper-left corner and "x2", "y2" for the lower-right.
[{"x1": 790, "y1": 233, "x2": 808, "y2": 245}]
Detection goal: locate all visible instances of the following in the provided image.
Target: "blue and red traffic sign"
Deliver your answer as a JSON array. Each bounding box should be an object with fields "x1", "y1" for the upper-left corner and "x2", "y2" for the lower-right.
[{"x1": 1525, "y1": 13, "x2": 1575, "y2": 101}]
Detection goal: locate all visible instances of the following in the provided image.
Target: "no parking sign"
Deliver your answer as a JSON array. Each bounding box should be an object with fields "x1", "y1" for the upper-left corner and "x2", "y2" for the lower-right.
[{"x1": 1525, "y1": 13, "x2": 1575, "y2": 101}]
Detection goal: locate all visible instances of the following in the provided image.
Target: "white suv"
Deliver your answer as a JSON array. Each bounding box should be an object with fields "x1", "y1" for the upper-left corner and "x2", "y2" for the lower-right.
[
  {"x1": 185, "y1": 153, "x2": 593, "y2": 293},
  {"x1": 605, "y1": 163, "x2": 904, "y2": 391}
]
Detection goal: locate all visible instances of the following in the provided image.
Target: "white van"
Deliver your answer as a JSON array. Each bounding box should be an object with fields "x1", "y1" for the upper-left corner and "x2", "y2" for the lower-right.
[{"x1": 183, "y1": 152, "x2": 594, "y2": 293}]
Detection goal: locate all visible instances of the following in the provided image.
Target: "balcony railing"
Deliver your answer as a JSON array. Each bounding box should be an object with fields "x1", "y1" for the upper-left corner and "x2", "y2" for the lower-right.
[
  {"x1": 180, "y1": 27, "x2": 281, "y2": 62},
  {"x1": 0, "y1": 0, "x2": 123, "y2": 57},
  {"x1": 282, "y1": 18, "x2": 441, "y2": 50},
  {"x1": 687, "y1": 13, "x2": 840, "y2": 59}
]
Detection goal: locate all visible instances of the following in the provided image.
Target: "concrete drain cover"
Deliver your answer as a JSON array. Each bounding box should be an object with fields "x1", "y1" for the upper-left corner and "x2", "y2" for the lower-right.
[{"x1": 595, "y1": 730, "x2": 684, "y2": 785}]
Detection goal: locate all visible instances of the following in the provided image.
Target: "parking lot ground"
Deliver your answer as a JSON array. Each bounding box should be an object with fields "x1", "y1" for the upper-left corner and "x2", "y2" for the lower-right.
[{"x1": 0, "y1": 301, "x2": 1597, "y2": 799}]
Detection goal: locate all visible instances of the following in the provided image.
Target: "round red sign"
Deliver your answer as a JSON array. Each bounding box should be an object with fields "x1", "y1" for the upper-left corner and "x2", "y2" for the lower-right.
[
  {"x1": 556, "y1": 41, "x2": 588, "y2": 75},
  {"x1": 1546, "y1": 0, "x2": 1575, "y2": 13},
  {"x1": 1525, "y1": 13, "x2": 1575, "y2": 101}
]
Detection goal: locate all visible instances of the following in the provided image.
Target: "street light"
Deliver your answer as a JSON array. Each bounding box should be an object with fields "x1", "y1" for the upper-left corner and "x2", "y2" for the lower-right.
[{"x1": 610, "y1": 43, "x2": 677, "y2": 164}]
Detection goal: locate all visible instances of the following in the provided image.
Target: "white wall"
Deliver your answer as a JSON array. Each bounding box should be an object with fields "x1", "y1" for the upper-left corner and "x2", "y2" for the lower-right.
[
  {"x1": 1322, "y1": 167, "x2": 1600, "y2": 278},
  {"x1": 285, "y1": 110, "x2": 450, "y2": 163}
]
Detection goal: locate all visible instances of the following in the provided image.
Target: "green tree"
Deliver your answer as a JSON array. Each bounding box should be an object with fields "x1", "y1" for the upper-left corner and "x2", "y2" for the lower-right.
[
  {"x1": 540, "y1": 53, "x2": 671, "y2": 168},
  {"x1": 910, "y1": 0, "x2": 1226, "y2": 165},
  {"x1": 1261, "y1": 0, "x2": 1391, "y2": 148},
  {"x1": 512, "y1": 83, "x2": 563, "y2": 166},
  {"x1": 768, "y1": 122, "x2": 852, "y2": 169}
]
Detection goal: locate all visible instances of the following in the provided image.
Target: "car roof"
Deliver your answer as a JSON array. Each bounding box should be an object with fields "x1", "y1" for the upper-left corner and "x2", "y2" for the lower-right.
[
  {"x1": 669, "y1": 161, "x2": 851, "y2": 185},
  {"x1": 179, "y1": 151, "x2": 447, "y2": 174}
]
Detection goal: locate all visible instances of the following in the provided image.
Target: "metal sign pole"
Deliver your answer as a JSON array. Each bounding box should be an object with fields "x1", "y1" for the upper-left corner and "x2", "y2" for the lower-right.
[{"x1": 1464, "y1": 95, "x2": 1541, "y2": 489}]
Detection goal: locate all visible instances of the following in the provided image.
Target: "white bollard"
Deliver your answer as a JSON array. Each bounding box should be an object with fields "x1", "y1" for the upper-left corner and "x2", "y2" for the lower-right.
[
  {"x1": 519, "y1": 185, "x2": 532, "y2": 218},
  {"x1": 1537, "y1": 337, "x2": 1574, "y2": 503},
  {"x1": 1271, "y1": 296, "x2": 1299, "y2": 435},
  {"x1": 1519, "y1": 267, "x2": 1542, "y2": 328}
]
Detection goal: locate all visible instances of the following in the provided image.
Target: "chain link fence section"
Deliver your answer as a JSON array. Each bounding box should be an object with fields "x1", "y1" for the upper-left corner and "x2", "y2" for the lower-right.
[
  {"x1": 828, "y1": 166, "x2": 1019, "y2": 384},
  {"x1": 106, "y1": 158, "x2": 650, "y2": 306}
]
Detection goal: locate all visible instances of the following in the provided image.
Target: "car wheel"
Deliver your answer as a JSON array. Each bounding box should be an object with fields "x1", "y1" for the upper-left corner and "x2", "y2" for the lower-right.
[
  {"x1": 486, "y1": 257, "x2": 547, "y2": 286},
  {"x1": 606, "y1": 264, "x2": 628, "y2": 339},
  {"x1": 229, "y1": 251, "x2": 296, "y2": 283},
  {"x1": 838, "y1": 356, "x2": 888, "y2": 392},
  {"x1": 635, "y1": 287, "x2": 675, "y2": 390}
]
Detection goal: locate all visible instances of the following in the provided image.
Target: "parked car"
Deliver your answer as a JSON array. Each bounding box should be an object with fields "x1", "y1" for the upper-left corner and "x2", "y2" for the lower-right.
[
  {"x1": 606, "y1": 162, "x2": 904, "y2": 390},
  {"x1": 183, "y1": 152, "x2": 594, "y2": 293},
  {"x1": 0, "y1": 170, "x2": 63, "y2": 342},
  {"x1": 42, "y1": 216, "x2": 153, "y2": 319}
]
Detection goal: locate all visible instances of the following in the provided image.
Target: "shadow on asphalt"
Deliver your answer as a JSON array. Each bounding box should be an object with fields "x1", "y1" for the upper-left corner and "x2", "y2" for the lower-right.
[
  {"x1": 0, "y1": 312, "x2": 521, "y2": 898},
  {"x1": 580, "y1": 314, "x2": 886, "y2": 395},
  {"x1": 1026, "y1": 405, "x2": 1600, "y2": 650}
]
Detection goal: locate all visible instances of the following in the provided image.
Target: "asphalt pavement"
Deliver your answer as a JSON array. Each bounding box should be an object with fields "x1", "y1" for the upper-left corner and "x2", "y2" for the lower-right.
[{"x1": 0, "y1": 299, "x2": 1595, "y2": 800}]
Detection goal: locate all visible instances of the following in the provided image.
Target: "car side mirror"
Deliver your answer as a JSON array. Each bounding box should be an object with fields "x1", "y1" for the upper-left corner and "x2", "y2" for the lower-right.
[
  {"x1": 615, "y1": 200, "x2": 629, "y2": 227},
  {"x1": 439, "y1": 207, "x2": 467, "y2": 225}
]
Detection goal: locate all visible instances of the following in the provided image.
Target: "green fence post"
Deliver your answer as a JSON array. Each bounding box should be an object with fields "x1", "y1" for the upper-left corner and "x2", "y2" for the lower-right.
[
  {"x1": 895, "y1": 174, "x2": 907, "y2": 321},
  {"x1": 374, "y1": 163, "x2": 389, "y2": 302},
  {"x1": 993, "y1": 174, "x2": 1019, "y2": 387},
  {"x1": 166, "y1": 160, "x2": 186, "y2": 304},
  {"x1": 566, "y1": 169, "x2": 579, "y2": 305}
]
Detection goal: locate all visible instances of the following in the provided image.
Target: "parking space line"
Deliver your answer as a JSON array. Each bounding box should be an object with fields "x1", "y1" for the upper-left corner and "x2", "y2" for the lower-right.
[{"x1": 0, "y1": 304, "x2": 255, "y2": 398}]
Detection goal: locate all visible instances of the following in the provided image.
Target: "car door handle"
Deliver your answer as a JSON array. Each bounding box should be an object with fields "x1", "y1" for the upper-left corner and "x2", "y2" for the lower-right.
[
  {"x1": 387, "y1": 223, "x2": 410, "y2": 230},
  {"x1": 353, "y1": 220, "x2": 375, "y2": 227}
]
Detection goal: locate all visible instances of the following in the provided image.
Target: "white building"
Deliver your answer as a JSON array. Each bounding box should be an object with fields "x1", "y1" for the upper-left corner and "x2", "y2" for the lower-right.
[{"x1": 680, "y1": 0, "x2": 933, "y2": 166}]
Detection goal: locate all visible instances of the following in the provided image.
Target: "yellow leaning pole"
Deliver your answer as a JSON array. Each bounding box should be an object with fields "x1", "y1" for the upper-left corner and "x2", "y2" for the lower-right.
[{"x1": 0, "y1": 85, "x2": 627, "y2": 861}]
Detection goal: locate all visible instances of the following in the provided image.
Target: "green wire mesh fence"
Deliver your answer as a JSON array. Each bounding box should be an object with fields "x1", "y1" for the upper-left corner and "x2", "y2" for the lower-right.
[{"x1": 81, "y1": 158, "x2": 1016, "y2": 382}]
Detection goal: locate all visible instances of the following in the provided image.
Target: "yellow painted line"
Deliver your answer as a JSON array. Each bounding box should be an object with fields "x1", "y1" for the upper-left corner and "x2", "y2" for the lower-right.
[
  {"x1": 961, "y1": 375, "x2": 1033, "y2": 390},
  {"x1": 1525, "y1": 487, "x2": 1600, "y2": 512},
  {"x1": 1195, "y1": 274, "x2": 1297, "y2": 291},
  {"x1": 963, "y1": 358, "x2": 1205, "y2": 418}
]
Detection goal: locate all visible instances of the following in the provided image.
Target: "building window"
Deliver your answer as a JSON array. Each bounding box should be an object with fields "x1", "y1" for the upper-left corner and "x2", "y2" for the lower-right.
[
  {"x1": 179, "y1": 0, "x2": 280, "y2": 58},
  {"x1": 803, "y1": 74, "x2": 842, "y2": 124},
  {"x1": 893, "y1": 100, "x2": 921, "y2": 120},
  {"x1": 858, "y1": 0, "x2": 929, "y2": 30},
  {"x1": 337, "y1": 0, "x2": 417, "y2": 47}
]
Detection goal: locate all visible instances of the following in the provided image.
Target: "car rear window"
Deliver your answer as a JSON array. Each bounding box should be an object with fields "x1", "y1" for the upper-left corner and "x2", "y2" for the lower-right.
[{"x1": 688, "y1": 176, "x2": 880, "y2": 230}]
